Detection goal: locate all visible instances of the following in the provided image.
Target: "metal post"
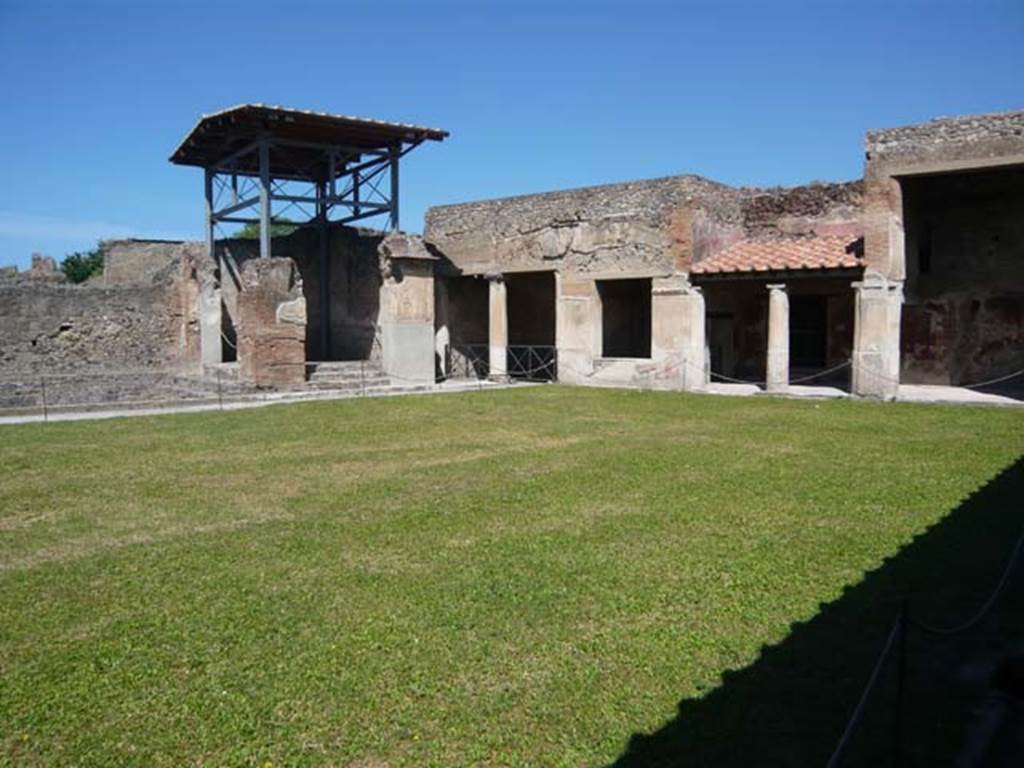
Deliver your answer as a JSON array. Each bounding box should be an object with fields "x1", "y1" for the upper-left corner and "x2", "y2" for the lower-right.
[
  {"x1": 894, "y1": 600, "x2": 909, "y2": 768},
  {"x1": 204, "y1": 168, "x2": 217, "y2": 273},
  {"x1": 40, "y1": 376, "x2": 48, "y2": 424},
  {"x1": 258, "y1": 141, "x2": 272, "y2": 260},
  {"x1": 353, "y1": 170, "x2": 361, "y2": 218},
  {"x1": 388, "y1": 143, "x2": 399, "y2": 231},
  {"x1": 230, "y1": 173, "x2": 238, "y2": 206},
  {"x1": 317, "y1": 179, "x2": 330, "y2": 361}
]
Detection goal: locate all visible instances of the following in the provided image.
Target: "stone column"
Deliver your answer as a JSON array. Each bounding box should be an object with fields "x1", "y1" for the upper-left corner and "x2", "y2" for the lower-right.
[
  {"x1": 852, "y1": 274, "x2": 903, "y2": 399},
  {"x1": 651, "y1": 276, "x2": 707, "y2": 391},
  {"x1": 766, "y1": 283, "x2": 789, "y2": 393},
  {"x1": 488, "y1": 274, "x2": 508, "y2": 380}
]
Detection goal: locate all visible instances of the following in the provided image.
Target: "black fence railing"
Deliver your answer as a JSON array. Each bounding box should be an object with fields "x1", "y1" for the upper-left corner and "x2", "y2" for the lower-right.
[
  {"x1": 507, "y1": 345, "x2": 557, "y2": 381},
  {"x1": 447, "y1": 344, "x2": 558, "y2": 382}
]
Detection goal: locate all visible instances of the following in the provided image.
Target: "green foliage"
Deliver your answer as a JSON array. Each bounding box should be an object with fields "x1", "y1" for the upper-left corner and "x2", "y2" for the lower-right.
[
  {"x1": 60, "y1": 244, "x2": 105, "y2": 283},
  {"x1": 1, "y1": 389, "x2": 1022, "y2": 766},
  {"x1": 232, "y1": 217, "x2": 298, "y2": 239}
]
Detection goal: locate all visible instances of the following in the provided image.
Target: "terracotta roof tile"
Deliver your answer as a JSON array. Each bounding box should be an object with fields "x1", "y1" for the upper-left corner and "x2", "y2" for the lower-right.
[{"x1": 691, "y1": 235, "x2": 864, "y2": 275}]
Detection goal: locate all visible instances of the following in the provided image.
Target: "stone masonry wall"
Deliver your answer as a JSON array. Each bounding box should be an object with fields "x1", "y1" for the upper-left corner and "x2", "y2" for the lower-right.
[
  {"x1": 0, "y1": 242, "x2": 204, "y2": 375},
  {"x1": 425, "y1": 175, "x2": 741, "y2": 278},
  {"x1": 425, "y1": 175, "x2": 864, "y2": 280},
  {"x1": 866, "y1": 110, "x2": 1024, "y2": 169},
  {"x1": 218, "y1": 224, "x2": 384, "y2": 362},
  {"x1": 0, "y1": 243, "x2": 216, "y2": 409},
  {"x1": 739, "y1": 181, "x2": 864, "y2": 240},
  {"x1": 236, "y1": 257, "x2": 307, "y2": 387}
]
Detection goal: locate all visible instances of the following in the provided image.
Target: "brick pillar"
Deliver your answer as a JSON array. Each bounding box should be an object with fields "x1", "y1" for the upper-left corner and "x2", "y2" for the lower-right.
[
  {"x1": 766, "y1": 283, "x2": 789, "y2": 393},
  {"x1": 651, "y1": 276, "x2": 707, "y2": 391},
  {"x1": 852, "y1": 274, "x2": 903, "y2": 400},
  {"x1": 488, "y1": 274, "x2": 507, "y2": 380},
  {"x1": 236, "y1": 257, "x2": 307, "y2": 388}
]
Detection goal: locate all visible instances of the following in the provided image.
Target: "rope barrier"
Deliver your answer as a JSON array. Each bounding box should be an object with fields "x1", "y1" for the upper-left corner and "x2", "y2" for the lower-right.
[
  {"x1": 789, "y1": 360, "x2": 852, "y2": 384},
  {"x1": 962, "y1": 366, "x2": 1024, "y2": 390},
  {"x1": 824, "y1": 508, "x2": 1024, "y2": 765},
  {"x1": 910, "y1": 516, "x2": 1024, "y2": 636},
  {"x1": 853, "y1": 357, "x2": 1024, "y2": 391},
  {"x1": 825, "y1": 618, "x2": 902, "y2": 768}
]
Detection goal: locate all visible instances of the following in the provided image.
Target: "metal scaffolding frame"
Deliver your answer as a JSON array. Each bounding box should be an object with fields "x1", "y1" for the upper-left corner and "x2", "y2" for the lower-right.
[
  {"x1": 201, "y1": 140, "x2": 415, "y2": 360},
  {"x1": 173, "y1": 105, "x2": 448, "y2": 363}
]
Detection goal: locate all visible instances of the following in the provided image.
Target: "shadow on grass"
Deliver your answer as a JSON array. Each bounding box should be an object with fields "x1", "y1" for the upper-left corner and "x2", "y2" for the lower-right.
[{"x1": 607, "y1": 456, "x2": 1024, "y2": 767}]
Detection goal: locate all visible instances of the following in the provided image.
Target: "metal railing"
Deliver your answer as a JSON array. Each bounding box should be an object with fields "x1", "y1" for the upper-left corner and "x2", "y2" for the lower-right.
[{"x1": 507, "y1": 345, "x2": 557, "y2": 381}]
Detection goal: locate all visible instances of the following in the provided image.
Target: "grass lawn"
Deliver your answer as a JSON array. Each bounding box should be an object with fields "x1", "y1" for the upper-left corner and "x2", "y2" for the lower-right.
[{"x1": 1, "y1": 387, "x2": 1023, "y2": 767}]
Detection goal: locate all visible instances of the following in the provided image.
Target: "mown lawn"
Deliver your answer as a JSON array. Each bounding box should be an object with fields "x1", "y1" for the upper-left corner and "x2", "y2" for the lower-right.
[{"x1": 1, "y1": 387, "x2": 1022, "y2": 767}]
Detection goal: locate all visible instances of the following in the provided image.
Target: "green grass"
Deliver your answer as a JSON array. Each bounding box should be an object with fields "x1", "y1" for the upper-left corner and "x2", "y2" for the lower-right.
[{"x1": 1, "y1": 387, "x2": 1022, "y2": 767}]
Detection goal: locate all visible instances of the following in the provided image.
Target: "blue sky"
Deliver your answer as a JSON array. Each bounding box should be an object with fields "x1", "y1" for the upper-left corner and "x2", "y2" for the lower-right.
[{"x1": 0, "y1": 0, "x2": 1021, "y2": 268}]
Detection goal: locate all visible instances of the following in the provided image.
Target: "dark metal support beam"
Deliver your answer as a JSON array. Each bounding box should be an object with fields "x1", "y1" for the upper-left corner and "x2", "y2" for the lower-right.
[
  {"x1": 258, "y1": 141, "x2": 271, "y2": 260},
  {"x1": 203, "y1": 135, "x2": 421, "y2": 254},
  {"x1": 204, "y1": 166, "x2": 218, "y2": 289},
  {"x1": 389, "y1": 144, "x2": 399, "y2": 231},
  {"x1": 212, "y1": 196, "x2": 262, "y2": 220},
  {"x1": 212, "y1": 139, "x2": 261, "y2": 173},
  {"x1": 317, "y1": 180, "x2": 330, "y2": 361},
  {"x1": 269, "y1": 194, "x2": 388, "y2": 209},
  {"x1": 337, "y1": 208, "x2": 393, "y2": 226}
]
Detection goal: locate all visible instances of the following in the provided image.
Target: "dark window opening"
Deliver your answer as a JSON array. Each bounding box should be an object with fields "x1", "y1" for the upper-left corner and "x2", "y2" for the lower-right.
[
  {"x1": 790, "y1": 295, "x2": 827, "y2": 368},
  {"x1": 506, "y1": 271, "x2": 557, "y2": 380},
  {"x1": 507, "y1": 272, "x2": 556, "y2": 346},
  {"x1": 598, "y1": 278, "x2": 651, "y2": 358},
  {"x1": 918, "y1": 224, "x2": 932, "y2": 274}
]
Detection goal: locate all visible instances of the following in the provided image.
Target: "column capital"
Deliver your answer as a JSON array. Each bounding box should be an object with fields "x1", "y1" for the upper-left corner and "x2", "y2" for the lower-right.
[
  {"x1": 766, "y1": 283, "x2": 787, "y2": 293},
  {"x1": 484, "y1": 272, "x2": 505, "y2": 284},
  {"x1": 852, "y1": 271, "x2": 904, "y2": 297},
  {"x1": 652, "y1": 274, "x2": 702, "y2": 297}
]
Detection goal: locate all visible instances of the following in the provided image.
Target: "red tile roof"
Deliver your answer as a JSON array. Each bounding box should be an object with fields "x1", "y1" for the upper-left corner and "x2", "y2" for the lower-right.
[{"x1": 691, "y1": 235, "x2": 864, "y2": 275}]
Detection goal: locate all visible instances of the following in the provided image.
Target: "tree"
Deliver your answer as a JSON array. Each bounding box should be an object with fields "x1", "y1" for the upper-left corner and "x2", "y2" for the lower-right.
[
  {"x1": 233, "y1": 217, "x2": 298, "y2": 239},
  {"x1": 61, "y1": 244, "x2": 105, "y2": 284}
]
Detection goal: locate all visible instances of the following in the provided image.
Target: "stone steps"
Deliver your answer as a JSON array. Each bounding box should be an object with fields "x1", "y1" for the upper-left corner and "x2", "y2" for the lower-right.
[{"x1": 307, "y1": 360, "x2": 391, "y2": 391}]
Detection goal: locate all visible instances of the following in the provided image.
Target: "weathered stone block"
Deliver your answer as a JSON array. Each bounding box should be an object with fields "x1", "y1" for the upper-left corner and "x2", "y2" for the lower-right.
[{"x1": 236, "y1": 257, "x2": 307, "y2": 388}]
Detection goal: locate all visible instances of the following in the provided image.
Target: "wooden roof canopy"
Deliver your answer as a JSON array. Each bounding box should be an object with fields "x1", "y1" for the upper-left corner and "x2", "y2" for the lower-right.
[{"x1": 169, "y1": 104, "x2": 449, "y2": 180}]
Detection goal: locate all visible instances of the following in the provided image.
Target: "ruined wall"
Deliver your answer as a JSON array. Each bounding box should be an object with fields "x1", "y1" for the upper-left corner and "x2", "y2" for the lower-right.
[
  {"x1": 426, "y1": 175, "x2": 864, "y2": 280},
  {"x1": 218, "y1": 224, "x2": 384, "y2": 362},
  {"x1": 866, "y1": 110, "x2": 1024, "y2": 172},
  {"x1": 236, "y1": 258, "x2": 307, "y2": 387},
  {"x1": 425, "y1": 174, "x2": 741, "y2": 278},
  {"x1": 737, "y1": 181, "x2": 863, "y2": 240},
  {"x1": 0, "y1": 242, "x2": 204, "y2": 375}
]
